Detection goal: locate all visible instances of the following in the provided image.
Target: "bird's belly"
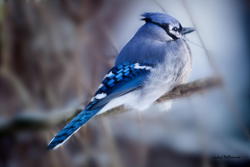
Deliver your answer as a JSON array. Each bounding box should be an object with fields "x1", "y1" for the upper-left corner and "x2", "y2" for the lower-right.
[
  {"x1": 97, "y1": 91, "x2": 141, "y2": 115},
  {"x1": 97, "y1": 87, "x2": 161, "y2": 114}
]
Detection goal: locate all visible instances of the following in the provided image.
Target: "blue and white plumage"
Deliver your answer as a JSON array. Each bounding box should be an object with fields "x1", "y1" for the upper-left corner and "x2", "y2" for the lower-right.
[{"x1": 47, "y1": 12, "x2": 195, "y2": 150}]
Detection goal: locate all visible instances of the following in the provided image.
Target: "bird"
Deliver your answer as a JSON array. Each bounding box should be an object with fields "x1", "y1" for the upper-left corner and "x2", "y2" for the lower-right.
[{"x1": 47, "y1": 12, "x2": 195, "y2": 150}]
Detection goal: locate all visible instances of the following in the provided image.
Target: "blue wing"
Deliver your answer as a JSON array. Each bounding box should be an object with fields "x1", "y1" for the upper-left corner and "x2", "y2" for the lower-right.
[
  {"x1": 47, "y1": 63, "x2": 152, "y2": 150},
  {"x1": 86, "y1": 63, "x2": 152, "y2": 110}
]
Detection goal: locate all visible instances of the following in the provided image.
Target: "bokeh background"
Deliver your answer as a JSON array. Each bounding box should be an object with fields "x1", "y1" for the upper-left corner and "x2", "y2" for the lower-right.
[{"x1": 0, "y1": 0, "x2": 250, "y2": 166}]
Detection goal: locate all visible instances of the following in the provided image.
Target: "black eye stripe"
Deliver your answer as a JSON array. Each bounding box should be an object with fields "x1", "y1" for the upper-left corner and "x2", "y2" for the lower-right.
[{"x1": 142, "y1": 18, "x2": 152, "y2": 23}]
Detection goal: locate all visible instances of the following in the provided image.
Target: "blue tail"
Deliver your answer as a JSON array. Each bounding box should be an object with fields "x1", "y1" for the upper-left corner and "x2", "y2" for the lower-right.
[{"x1": 47, "y1": 109, "x2": 100, "y2": 150}]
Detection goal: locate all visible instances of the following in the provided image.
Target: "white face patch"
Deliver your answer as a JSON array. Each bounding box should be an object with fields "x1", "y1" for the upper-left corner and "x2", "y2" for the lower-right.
[
  {"x1": 134, "y1": 63, "x2": 152, "y2": 70},
  {"x1": 169, "y1": 30, "x2": 182, "y2": 38},
  {"x1": 168, "y1": 24, "x2": 182, "y2": 39},
  {"x1": 95, "y1": 93, "x2": 107, "y2": 99}
]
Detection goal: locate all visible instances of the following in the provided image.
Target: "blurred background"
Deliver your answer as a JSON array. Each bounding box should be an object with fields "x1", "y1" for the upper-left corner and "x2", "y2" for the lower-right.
[{"x1": 0, "y1": 0, "x2": 250, "y2": 166}]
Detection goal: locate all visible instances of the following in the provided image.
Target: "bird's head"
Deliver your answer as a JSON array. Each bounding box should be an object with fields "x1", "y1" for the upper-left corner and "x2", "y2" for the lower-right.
[{"x1": 141, "y1": 12, "x2": 195, "y2": 40}]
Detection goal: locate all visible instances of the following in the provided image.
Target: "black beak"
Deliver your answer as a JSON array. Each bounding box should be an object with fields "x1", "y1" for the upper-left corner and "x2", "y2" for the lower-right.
[{"x1": 181, "y1": 27, "x2": 195, "y2": 35}]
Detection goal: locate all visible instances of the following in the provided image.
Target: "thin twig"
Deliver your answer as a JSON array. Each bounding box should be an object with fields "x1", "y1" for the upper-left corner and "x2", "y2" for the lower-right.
[
  {"x1": 152, "y1": 0, "x2": 168, "y2": 13},
  {"x1": 0, "y1": 69, "x2": 35, "y2": 108},
  {"x1": 181, "y1": 0, "x2": 220, "y2": 76}
]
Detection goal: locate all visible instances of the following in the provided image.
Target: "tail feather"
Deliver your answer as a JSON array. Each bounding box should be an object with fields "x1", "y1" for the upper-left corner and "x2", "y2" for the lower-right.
[{"x1": 47, "y1": 109, "x2": 99, "y2": 150}]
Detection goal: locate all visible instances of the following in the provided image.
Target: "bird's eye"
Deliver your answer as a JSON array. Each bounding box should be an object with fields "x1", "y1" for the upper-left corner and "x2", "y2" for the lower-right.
[{"x1": 172, "y1": 27, "x2": 178, "y2": 31}]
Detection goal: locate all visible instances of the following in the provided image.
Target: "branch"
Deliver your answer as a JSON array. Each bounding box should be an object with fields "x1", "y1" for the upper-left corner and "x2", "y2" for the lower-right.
[
  {"x1": 101, "y1": 76, "x2": 222, "y2": 116},
  {"x1": 0, "y1": 77, "x2": 222, "y2": 136}
]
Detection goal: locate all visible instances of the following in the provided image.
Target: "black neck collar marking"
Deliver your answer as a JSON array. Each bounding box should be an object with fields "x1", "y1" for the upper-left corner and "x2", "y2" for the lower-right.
[{"x1": 142, "y1": 18, "x2": 178, "y2": 40}]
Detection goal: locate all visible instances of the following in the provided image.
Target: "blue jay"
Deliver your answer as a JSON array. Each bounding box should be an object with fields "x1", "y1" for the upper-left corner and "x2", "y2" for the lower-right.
[{"x1": 48, "y1": 12, "x2": 195, "y2": 150}]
